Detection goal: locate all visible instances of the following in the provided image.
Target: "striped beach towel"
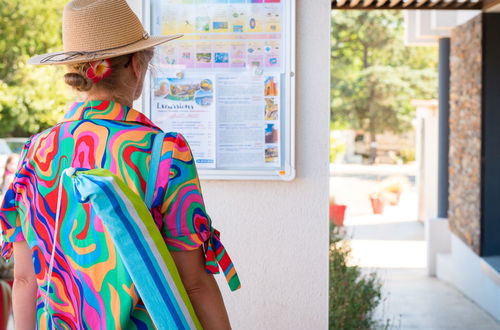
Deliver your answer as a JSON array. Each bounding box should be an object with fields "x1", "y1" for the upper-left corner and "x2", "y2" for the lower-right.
[{"x1": 71, "y1": 167, "x2": 202, "y2": 330}]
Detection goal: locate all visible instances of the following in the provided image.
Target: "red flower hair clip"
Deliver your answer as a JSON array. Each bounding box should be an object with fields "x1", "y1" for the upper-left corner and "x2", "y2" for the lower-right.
[{"x1": 86, "y1": 59, "x2": 112, "y2": 83}]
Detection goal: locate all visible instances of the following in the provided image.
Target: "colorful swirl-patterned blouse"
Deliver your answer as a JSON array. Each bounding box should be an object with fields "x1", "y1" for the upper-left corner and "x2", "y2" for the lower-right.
[{"x1": 0, "y1": 100, "x2": 237, "y2": 329}]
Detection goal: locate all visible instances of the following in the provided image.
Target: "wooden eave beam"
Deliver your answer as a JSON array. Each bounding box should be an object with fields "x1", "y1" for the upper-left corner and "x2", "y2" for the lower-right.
[
  {"x1": 402, "y1": 0, "x2": 417, "y2": 7},
  {"x1": 349, "y1": 0, "x2": 363, "y2": 7},
  {"x1": 331, "y1": 0, "x2": 482, "y2": 8},
  {"x1": 335, "y1": 0, "x2": 349, "y2": 7},
  {"x1": 362, "y1": 0, "x2": 377, "y2": 7}
]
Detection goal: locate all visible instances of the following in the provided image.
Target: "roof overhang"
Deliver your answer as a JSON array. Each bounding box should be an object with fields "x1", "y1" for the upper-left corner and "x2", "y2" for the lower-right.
[{"x1": 331, "y1": 0, "x2": 483, "y2": 10}]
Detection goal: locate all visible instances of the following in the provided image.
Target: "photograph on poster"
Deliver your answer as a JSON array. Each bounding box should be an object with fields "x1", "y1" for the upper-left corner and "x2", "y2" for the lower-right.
[
  {"x1": 265, "y1": 123, "x2": 279, "y2": 143},
  {"x1": 154, "y1": 78, "x2": 213, "y2": 105},
  {"x1": 264, "y1": 76, "x2": 278, "y2": 96},
  {"x1": 264, "y1": 98, "x2": 278, "y2": 120},
  {"x1": 195, "y1": 89, "x2": 213, "y2": 106},
  {"x1": 214, "y1": 41, "x2": 230, "y2": 68},
  {"x1": 215, "y1": 52, "x2": 229, "y2": 64},
  {"x1": 265, "y1": 146, "x2": 279, "y2": 163},
  {"x1": 154, "y1": 79, "x2": 169, "y2": 98},
  {"x1": 196, "y1": 53, "x2": 212, "y2": 64}
]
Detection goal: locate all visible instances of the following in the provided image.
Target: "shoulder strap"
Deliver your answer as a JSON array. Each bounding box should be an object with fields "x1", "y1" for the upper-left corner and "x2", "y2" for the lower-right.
[{"x1": 145, "y1": 132, "x2": 166, "y2": 211}]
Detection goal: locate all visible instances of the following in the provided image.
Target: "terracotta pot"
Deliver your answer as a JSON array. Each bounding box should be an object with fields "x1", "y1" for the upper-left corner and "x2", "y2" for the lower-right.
[
  {"x1": 329, "y1": 204, "x2": 347, "y2": 226},
  {"x1": 369, "y1": 196, "x2": 385, "y2": 214},
  {"x1": 388, "y1": 191, "x2": 401, "y2": 206}
]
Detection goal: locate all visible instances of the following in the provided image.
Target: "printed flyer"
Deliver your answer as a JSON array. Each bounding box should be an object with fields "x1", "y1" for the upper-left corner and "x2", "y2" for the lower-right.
[
  {"x1": 216, "y1": 74, "x2": 280, "y2": 168},
  {"x1": 153, "y1": 0, "x2": 284, "y2": 73},
  {"x1": 151, "y1": 75, "x2": 217, "y2": 169},
  {"x1": 151, "y1": 0, "x2": 285, "y2": 171}
]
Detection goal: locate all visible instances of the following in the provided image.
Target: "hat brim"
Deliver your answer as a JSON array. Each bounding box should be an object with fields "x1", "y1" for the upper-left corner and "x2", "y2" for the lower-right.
[{"x1": 28, "y1": 34, "x2": 183, "y2": 66}]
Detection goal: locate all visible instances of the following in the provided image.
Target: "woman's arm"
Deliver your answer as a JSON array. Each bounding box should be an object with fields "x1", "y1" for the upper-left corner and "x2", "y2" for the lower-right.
[
  {"x1": 171, "y1": 248, "x2": 231, "y2": 330},
  {"x1": 12, "y1": 241, "x2": 37, "y2": 330}
]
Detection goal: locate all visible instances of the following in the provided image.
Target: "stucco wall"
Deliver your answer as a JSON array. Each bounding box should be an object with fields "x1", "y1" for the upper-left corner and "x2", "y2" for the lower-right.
[
  {"x1": 130, "y1": 0, "x2": 331, "y2": 328},
  {"x1": 448, "y1": 15, "x2": 482, "y2": 254}
]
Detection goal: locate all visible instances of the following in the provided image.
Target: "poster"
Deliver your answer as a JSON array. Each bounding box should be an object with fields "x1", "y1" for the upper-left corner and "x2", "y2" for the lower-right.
[
  {"x1": 215, "y1": 74, "x2": 280, "y2": 167},
  {"x1": 152, "y1": 75, "x2": 217, "y2": 168},
  {"x1": 152, "y1": 0, "x2": 284, "y2": 73},
  {"x1": 151, "y1": 0, "x2": 285, "y2": 171}
]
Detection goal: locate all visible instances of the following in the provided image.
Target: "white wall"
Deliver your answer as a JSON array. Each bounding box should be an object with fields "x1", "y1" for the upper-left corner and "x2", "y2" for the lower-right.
[
  {"x1": 404, "y1": 10, "x2": 480, "y2": 46},
  {"x1": 437, "y1": 233, "x2": 500, "y2": 322},
  {"x1": 130, "y1": 0, "x2": 331, "y2": 328},
  {"x1": 415, "y1": 100, "x2": 438, "y2": 222}
]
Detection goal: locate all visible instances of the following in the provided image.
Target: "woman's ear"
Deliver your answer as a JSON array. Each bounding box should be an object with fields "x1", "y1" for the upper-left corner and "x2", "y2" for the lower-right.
[{"x1": 131, "y1": 54, "x2": 143, "y2": 81}]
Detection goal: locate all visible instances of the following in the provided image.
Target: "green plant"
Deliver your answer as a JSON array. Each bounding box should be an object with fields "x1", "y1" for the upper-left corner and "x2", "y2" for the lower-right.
[
  {"x1": 330, "y1": 133, "x2": 347, "y2": 163},
  {"x1": 331, "y1": 11, "x2": 437, "y2": 140},
  {"x1": 0, "y1": 257, "x2": 13, "y2": 280},
  {"x1": 0, "y1": 0, "x2": 70, "y2": 137},
  {"x1": 399, "y1": 148, "x2": 416, "y2": 164},
  {"x1": 329, "y1": 225, "x2": 389, "y2": 329}
]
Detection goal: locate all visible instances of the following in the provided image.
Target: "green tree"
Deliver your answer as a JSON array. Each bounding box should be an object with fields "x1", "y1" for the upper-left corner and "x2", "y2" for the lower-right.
[
  {"x1": 331, "y1": 10, "x2": 437, "y2": 142},
  {"x1": 0, "y1": 0, "x2": 70, "y2": 137}
]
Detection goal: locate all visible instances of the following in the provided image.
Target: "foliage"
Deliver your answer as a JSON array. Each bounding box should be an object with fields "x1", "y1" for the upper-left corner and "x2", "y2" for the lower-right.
[
  {"x1": 399, "y1": 148, "x2": 416, "y2": 163},
  {"x1": 0, "y1": 0, "x2": 70, "y2": 137},
  {"x1": 331, "y1": 11, "x2": 437, "y2": 141},
  {"x1": 0, "y1": 256, "x2": 13, "y2": 280},
  {"x1": 329, "y1": 225, "x2": 388, "y2": 330},
  {"x1": 330, "y1": 133, "x2": 346, "y2": 163}
]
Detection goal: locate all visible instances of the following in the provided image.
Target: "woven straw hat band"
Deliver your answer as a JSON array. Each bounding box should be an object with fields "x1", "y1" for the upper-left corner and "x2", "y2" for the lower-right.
[{"x1": 62, "y1": 0, "x2": 146, "y2": 52}]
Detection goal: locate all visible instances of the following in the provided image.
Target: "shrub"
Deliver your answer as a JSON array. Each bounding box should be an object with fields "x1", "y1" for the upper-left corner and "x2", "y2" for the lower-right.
[
  {"x1": 330, "y1": 133, "x2": 347, "y2": 163},
  {"x1": 0, "y1": 257, "x2": 13, "y2": 280},
  {"x1": 329, "y1": 225, "x2": 388, "y2": 329},
  {"x1": 399, "y1": 149, "x2": 416, "y2": 164}
]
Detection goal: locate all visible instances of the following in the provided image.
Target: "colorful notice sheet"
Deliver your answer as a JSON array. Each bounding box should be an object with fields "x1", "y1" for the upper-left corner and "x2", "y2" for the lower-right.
[
  {"x1": 216, "y1": 74, "x2": 280, "y2": 167},
  {"x1": 152, "y1": 75, "x2": 217, "y2": 168},
  {"x1": 150, "y1": 0, "x2": 285, "y2": 170}
]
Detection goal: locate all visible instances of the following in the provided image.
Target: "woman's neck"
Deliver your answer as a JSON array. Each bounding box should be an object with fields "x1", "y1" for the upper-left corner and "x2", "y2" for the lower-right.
[{"x1": 81, "y1": 92, "x2": 134, "y2": 108}]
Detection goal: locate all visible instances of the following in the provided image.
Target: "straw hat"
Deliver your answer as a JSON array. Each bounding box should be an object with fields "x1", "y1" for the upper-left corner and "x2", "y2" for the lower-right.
[{"x1": 28, "y1": 0, "x2": 182, "y2": 65}]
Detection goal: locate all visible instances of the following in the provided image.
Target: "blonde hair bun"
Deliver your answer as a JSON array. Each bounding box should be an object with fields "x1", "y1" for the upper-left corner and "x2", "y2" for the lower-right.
[{"x1": 64, "y1": 72, "x2": 92, "y2": 91}]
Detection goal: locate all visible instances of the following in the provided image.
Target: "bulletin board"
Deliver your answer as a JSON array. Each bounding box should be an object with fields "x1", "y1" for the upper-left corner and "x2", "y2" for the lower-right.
[{"x1": 144, "y1": 0, "x2": 295, "y2": 180}]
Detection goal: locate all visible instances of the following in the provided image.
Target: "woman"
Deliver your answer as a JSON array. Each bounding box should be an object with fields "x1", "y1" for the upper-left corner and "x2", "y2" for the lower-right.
[
  {"x1": 0, "y1": 0, "x2": 239, "y2": 328},
  {"x1": 1, "y1": 154, "x2": 20, "y2": 195}
]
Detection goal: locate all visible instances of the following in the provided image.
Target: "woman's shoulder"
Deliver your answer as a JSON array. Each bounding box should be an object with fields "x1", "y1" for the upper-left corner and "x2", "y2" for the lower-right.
[
  {"x1": 158, "y1": 132, "x2": 194, "y2": 162},
  {"x1": 159, "y1": 131, "x2": 189, "y2": 148}
]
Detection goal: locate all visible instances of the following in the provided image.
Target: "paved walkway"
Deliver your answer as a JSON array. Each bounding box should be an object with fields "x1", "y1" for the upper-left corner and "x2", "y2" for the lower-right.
[
  {"x1": 342, "y1": 198, "x2": 499, "y2": 329},
  {"x1": 331, "y1": 164, "x2": 500, "y2": 329}
]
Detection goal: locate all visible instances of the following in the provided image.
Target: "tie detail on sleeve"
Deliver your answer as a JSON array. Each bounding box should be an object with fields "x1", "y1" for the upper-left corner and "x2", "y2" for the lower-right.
[{"x1": 203, "y1": 227, "x2": 241, "y2": 291}]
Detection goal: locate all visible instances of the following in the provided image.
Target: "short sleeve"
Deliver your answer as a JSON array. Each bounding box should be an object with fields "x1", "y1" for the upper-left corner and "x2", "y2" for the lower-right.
[
  {"x1": 160, "y1": 133, "x2": 211, "y2": 252},
  {"x1": 157, "y1": 133, "x2": 241, "y2": 290},
  {"x1": 0, "y1": 137, "x2": 32, "y2": 259}
]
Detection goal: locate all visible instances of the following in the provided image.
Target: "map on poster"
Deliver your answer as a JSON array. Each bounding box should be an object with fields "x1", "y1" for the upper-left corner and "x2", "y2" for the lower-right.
[{"x1": 149, "y1": 0, "x2": 291, "y2": 177}]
